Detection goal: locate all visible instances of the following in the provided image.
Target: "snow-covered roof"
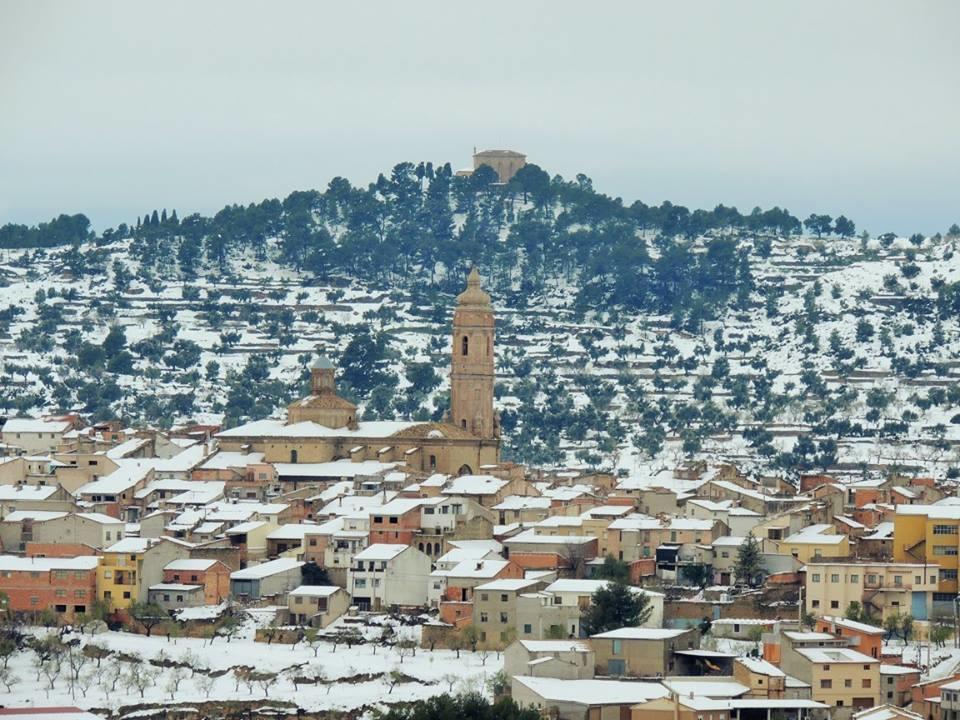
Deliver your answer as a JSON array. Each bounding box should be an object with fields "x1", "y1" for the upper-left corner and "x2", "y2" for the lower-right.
[
  {"x1": 819, "y1": 615, "x2": 885, "y2": 635},
  {"x1": 149, "y1": 583, "x2": 202, "y2": 592},
  {"x1": 104, "y1": 537, "x2": 160, "y2": 554},
  {"x1": 711, "y1": 536, "x2": 748, "y2": 547},
  {"x1": 897, "y1": 504, "x2": 960, "y2": 520},
  {"x1": 288, "y1": 585, "x2": 343, "y2": 597},
  {"x1": 442, "y1": 474, "x2": 508, "y2": 496},
  {"x1": 0, "y1": 510, "x2": 69, "y2": 522},
  {"x1": 661, "y1": 679, "x2": 749, "y2": 699},
  {"x1": 518, "y1": 640, "x2": 591, "y2": 653},
  {"x1": 445, "y1": 559, "x2": 511, "y2": 579},
  {"x1": 502, "y1": 529, "x2": 596, "y2": 546},
  {"x1": 0, "y1": 484, "x2": 61, "y2": 501},
  {"x1": 230, "y1": 557, "x2": 304, "y2": 579},
  {"x1": 353, "y1": 543, "x2": 408, "y2": 561},
  {"x1": 76, "y1": 459, "x2": 153, "y2": 495},
  {"x1": 492, "y1": 495, "x2": 551, "y2": 511},
  {"x1": 475, "y1": 578, "x2": 541, "y2": 592},
  {"x1": 782, "y1": 524, "x2": 846, "y2": 544},
  {"x1": 736, "y1": 656, "x2": 785, "y2": 677},
  {"x1": 794, "y1": 647, "x2": 878, "y2": 664},
  {"x1": 545, "y1": 578, "x2": 665, "y2": 598},
  {"x1": 216, "y1": 419, "x2": 416, "y2": 439},
  {"x1": 273, "y1": 460, "x2": 398, "y2": 478},
  {"x1": 199, "y1": 451, "x2": 265, "y2": 470},
  {"x1": 0, "y1": 555, "x2": 99, "y2": 572},
  {"x1": 591, "y1": 628, "x2": 688, "y2": 640},
  {"x1": 511, "y1": 676, "x2": 668, "y2": 704},
  {"x1": 164, "y1": 558, "x2": 219, "y2": 571},
  {"x1": 1, "y1": 418, "x2": 72, "y2": 434},
  {"x1": 863, "y1": 522, "x2": 894, "y2": 540},
  {"x1": 266, "y1": 523, "x2": 319, "y2": 541}
]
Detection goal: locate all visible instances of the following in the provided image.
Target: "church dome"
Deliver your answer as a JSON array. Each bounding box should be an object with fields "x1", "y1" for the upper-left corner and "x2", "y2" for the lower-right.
[{"x1": 456, "y1": 267, "x2": 491, "y2": 308}]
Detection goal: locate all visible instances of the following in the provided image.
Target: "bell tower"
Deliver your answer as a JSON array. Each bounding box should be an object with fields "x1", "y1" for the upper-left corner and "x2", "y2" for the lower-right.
[{"x1": 450, "y1": 268, "x2": 498, "y2": 439}]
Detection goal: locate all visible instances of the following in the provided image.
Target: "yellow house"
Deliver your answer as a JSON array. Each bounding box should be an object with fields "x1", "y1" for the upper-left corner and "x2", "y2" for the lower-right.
[
  {"x1": 893, "y1": 505, "x2": 960, "y2": 594},
  {"x1": 779, "y1": 524, "x2": 849, "y2": 562},
  {"x1": 781, "y1": 645, "x2": 880, "y2": 713},
  {"x1": 804, "y1": 560, "x2": 939, "y2": 621},
  {"x1": 97, "y1": 536, "x2": 189, "y2": 609}
]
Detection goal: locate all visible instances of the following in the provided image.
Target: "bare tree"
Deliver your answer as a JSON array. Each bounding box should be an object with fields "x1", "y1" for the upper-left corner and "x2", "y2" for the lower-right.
[
  {"x1": 194, "y1": 672, "x2": 216, "y2": 698},
  {"x1": 105, "y1": 657, "x2": 125, "y2": 692},
  {"x1": 76, "y1": 670, "x2": 97, "y2": 698},
  {"x1": 440, "y1": 672, "x2": 458, "y2": 693},
  {"x1": 254, "y1": 671, "x2": 277, "y2": 698},
  {"x1": 0, "y1": 667, "x2": 19, "y2": 692},
  {"x1": 164, "y1": 666, "x2": 188, "y2": 700},
  {"x1": 387, "y1": 669, "x2": 404, "y2": 694},
  {"x1": 124, "y1": 660, "x2": 156, "y2": 698}
]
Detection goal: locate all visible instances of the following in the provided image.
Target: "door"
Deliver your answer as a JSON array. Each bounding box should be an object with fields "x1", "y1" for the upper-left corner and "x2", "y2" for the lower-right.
[
  {"x1": 912, "y1": 591, "x2": 928, "y2": 620},
  {"x1": 608, "y1": 659, "x2": 626, "y2": 676}
]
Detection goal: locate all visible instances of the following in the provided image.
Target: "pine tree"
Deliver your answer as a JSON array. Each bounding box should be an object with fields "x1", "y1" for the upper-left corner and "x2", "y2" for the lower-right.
[
  {"x1": 734, "y1": 535, "x2": 762, "y2": 588},
  {"x1": 581, "y1": 581, "x2": 652, "y2": 635}
]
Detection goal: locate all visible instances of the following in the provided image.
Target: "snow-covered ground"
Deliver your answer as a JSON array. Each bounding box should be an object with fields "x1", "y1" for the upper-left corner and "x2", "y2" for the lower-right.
[{"x1": 4, "y1": 617, "x2": 501, "y2": 714}]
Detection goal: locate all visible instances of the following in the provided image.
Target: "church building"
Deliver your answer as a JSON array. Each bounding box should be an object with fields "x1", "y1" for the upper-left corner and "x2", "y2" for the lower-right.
[{"x1": 215, "y1": 269, "x2": 501, "y2": 476}]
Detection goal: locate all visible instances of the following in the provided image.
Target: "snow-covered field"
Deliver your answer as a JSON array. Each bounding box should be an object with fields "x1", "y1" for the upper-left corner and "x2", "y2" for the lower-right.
[{"x1": 4, "y1": 616, "x2": 501, "y2": 715}]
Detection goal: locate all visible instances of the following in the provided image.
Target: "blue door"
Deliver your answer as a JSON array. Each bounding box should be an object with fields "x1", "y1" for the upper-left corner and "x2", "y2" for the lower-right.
[{"x1": 912, "y1": 591, "x2": 928, "y2": 620}]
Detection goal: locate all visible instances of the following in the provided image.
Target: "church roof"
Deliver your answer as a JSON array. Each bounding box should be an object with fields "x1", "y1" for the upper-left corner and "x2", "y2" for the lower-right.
[
  {"x1": 312, "y1": 355, "x2": 335, "y2": 370},
  {"x1": 456, "y1": 267, "x2": 491, "y2": 308},
  {"x1": 289, "y1": 393, "x2": 356, "y2": 411}
]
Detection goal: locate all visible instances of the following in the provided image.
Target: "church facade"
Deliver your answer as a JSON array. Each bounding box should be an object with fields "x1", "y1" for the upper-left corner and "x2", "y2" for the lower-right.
[{"x1": 216, "y1": 269, "x2": 501, "y2": 477}]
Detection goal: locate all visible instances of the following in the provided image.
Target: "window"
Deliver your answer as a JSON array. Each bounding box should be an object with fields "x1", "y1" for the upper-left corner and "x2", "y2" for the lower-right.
[
  {"x1": 863, "y1": 679, "x2": 872, "y2": 688},
  {"x1": 916, "y1": 575, "x2": 923, "y2": 585},
  {"x1": 55, "y1": 589, "x2": 66, "y2": 598},
  {"x1": 480, "y1": 612, "x2": 489, "y2": 622},
  {"x1": 429, "y1": 455, "x2": 437, "y2": 470},
  {"x1": 389, "y1": 517, "x2": 398, "y2": 524},
  {"x1": 523, "y1": 624, "x2": 532, "y2": 634},
  {"x1": 721, "y1": 551, "x2": 729, "y2": 559},
  {"x1": 499, "y1": 613, "x2": 508, "y2": 624},
  {"x1": 461, "y1": 336, "x2": 469, "y2": 356},
  {"x1": 480, "y1": 593, "x2": 488, "y2": 601},
  {"x1": 500, "y1": 594, "x2": 508, "y2": 602},
  {"x1": 850, "y1": 574, "x2": 859, "y2": 583},
  {"x1": 612, "y1": 639, "x2": 622, "y2": 655},
  {"x1": 830, "y1": 574, "x2": 840, "y2": 583},
  {"x1": 811, "y1": 574, "x2": 821, "y2": 582},
  {"x1": 844, "y1": 679, "x2": 852, "y2": 688},
  {"x1": 933, "y1": 546, "x2": 958, "y2": 556},
  {"x1": 836, "y1": 700, "x2": 843, "y2": 707},
  {"x1": 862, "y1": 665, "x2": 870, "y2": 671},
  {"x1": 934, "y1": 593, "x2": 956, "y2": 602},
  {"x1": 74, "y1": 590, "x2": 85, "y2": 598},
  {"x1": 163, "y1": 594, "x2": 170, "y2": 601},
  {"x1": 295, "y1": 597, "x2": 303, "y2": 605},
  {"x1": 355, "y1": 579, "x2": 366, "y2": 588},
  {"x1": 831, "y1": 600, "x2": 839, "y2": 609},
  {"x1": 820, "y1": 679, "x2": 832, "y2": 689},
  {"x1": 811, "y1": 600, "x2": 820, "y2": 608},
  {"x1": 933, "y1": 525, "x2": 958, "y2": 534},
  {"x1": 894, "y1": 575, "x2": 902, "y2": 586}
]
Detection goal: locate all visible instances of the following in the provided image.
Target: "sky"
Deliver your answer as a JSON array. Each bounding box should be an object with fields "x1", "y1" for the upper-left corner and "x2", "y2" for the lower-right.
[{"x1": 1, "y1": 1, "x2": 958, "y2": 235}]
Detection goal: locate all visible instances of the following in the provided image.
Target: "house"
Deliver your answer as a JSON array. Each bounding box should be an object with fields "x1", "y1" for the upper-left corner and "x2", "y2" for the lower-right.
[
  {"x1": 0, "y1": 554, "x2": 99, "y2": 620},
  {"x1": 733, "y1": 656, "x2": 786, "y2": 698},
  {"x1": 0, "y1": 484, "x2": 77, "y2": 519},
  {"x1": 510, "y1": 675, "x2": 668, "y2": 720},
  {"x1": 473, "y1": 577, "x2": 548, "y2": 649},
  {"x1": 230, "y1": 557, "x2": 305, "y2": 601},
  {"x1": 98, "y1": 536, "x2": 191, "y2": 609},
  {"x1": 804, "y1": 560, "x2": 939, "y2": 621},
  {"x1": 779, "y1": 641, "x2": 880, "y2": 717},
  {"x1": 287, "y1": 585, "x2": 350, "y2": 627},
  {"x1": 881, "y1": 664, "x2": 920, "y2": 708},
  {"x1": 161, "y1": 558, "x2": 231, "y2": 605},
  {"x1": 147, "y1": 582, "x2": 205, "y2": 611},
  {"x1": 0, "y1": 511, "x2": 124, "y2": 553},
  {"x1": 503, "y1": 639, "x2": 595, "y2": 680},
  {"x1": 815, "y1": 615, "x2": 884, "y2": 659},
  {"x1": 779, "y1": 524, "x2": 850, "y2": 562},
  {"x1": 541, "y1": 578, "x2": 665, "y2": 634},
  {"x1": 852, "y1": 706, "x2": 923, "y2": 720},
  {"x1": 493, "y1": 496, "x2": 552, "y2": 525},
  {"x1": 369, "y1": 498, "x2": 424, "y2": 546},
  {"x1": 590, "y1": 627, "x2": 700, "y2": 677},
  {"x1": 502, "y1": 530, "x2": 598, "y2": 573},
  {"x1": 441, "y1": 474, "x2": 527, "y2": 507},
  {"x1": 349, "y1": 543, "x2": 431, "y2": 610},
  {"x1": 0, "y1": 417, "x2": 74, "y2": 454},
  {"x1": 434, "y1": 556, "x2": 523, "y2": 624}
]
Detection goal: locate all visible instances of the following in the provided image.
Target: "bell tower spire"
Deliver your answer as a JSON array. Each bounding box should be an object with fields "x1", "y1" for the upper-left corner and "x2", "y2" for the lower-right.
[{"x1": 450, "y1": 267, "x2": 498, "y2": 439}]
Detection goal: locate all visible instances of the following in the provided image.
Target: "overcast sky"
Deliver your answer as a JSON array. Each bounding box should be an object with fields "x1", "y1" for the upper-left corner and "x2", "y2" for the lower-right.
[{"x1": 1, "y1": 1, "x2": 958, "y2": 234}]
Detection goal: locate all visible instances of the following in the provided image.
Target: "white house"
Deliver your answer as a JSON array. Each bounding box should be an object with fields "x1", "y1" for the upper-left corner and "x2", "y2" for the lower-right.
[
  {"x1": 0, "y1": 418, "x2": 73, "y2": 454},
  {"x1": 349, "y1": 543, "x2": 431, "y2": 610},
  {"x1": 543, "y1": 578, "x2": 665, "y2": 633}
]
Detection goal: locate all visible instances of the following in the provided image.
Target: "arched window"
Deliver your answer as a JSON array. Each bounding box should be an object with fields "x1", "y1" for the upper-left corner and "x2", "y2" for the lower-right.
[
  {"x1": 461, "y1": 419, "x2": 467, "y2": 429},
  {"x1": 461, "y1": 335, "x2": 469, "y2": 356},
  {"x1": 290, "y1": 449, "x2": 298, "y2": 463}
]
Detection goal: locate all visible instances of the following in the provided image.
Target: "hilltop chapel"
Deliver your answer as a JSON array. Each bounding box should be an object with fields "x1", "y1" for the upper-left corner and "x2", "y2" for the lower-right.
[{"x1": 215, "y1": 269, "x2": 501, "y2": 476}]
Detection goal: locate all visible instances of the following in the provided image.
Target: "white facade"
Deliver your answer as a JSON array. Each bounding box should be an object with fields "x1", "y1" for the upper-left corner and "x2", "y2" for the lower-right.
[{"x1": 349, "y1": 543, "x2": 431, "y2": 610}]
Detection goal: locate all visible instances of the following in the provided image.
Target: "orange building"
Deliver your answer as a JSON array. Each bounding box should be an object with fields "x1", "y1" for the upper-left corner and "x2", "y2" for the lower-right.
[
  {"x1": 161, "y1": 558, "x2": 231, "y2": 605},
  {"x1": 815, "y1": 615, "x2": 884, "y2": 659},
  {"x1": 369, "y1": 499, "x2": 423, "y2": 545},
  {"x1": 0, "y1": 555, "x2": 99, "y2": 620}
]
